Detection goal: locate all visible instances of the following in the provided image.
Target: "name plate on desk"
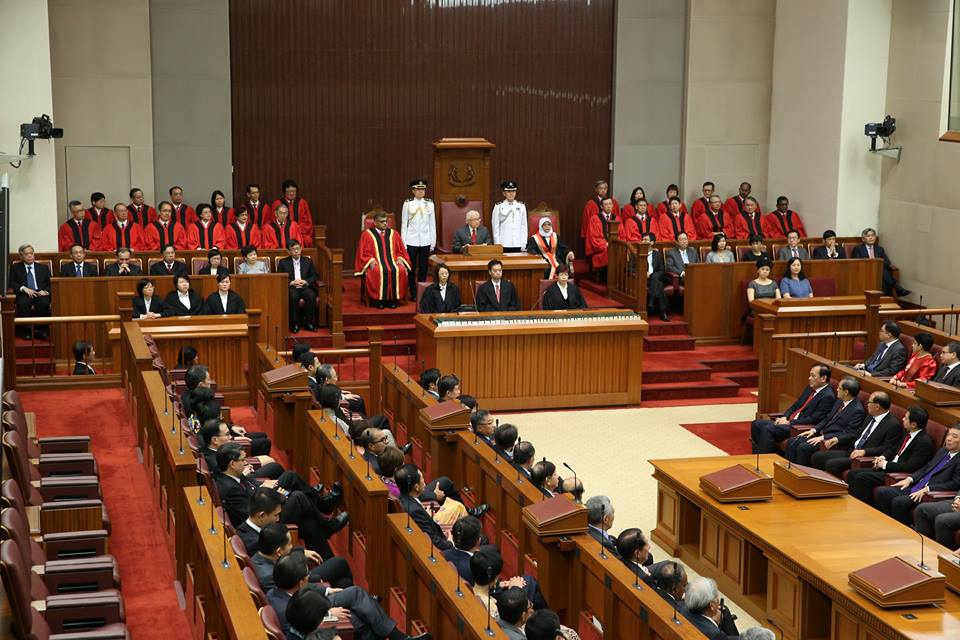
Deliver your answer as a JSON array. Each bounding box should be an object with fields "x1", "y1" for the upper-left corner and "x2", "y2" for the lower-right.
[
  {"x1": 522, "y1": 494, "x2": 588, "y2": 537},
  {"x1": 915, "y1": 380, "x2": 960, "y2": 407},
  {"x1": 261, "y1": 363, "x2": 307, "y2": 392},
  {"x1": 418, "y1": 400, "x2": 470, "y2": 432},
  {"x1": 462, "y1": 244, "x2": 503, "y2": 256},
  {"x1": 849, "y1": 556, "x2": 945, "y2": 607},
  {"x1": 699, "y1": 464, "x2": 772, "y2": 503},
  {"x1": 772, "y1": 461, "x2": 848, "y2": 498}
]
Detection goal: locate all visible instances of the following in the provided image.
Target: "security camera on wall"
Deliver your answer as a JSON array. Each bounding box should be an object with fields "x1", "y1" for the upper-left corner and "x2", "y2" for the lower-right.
[{"x1": 864, "y1": 115, "x2": 900, "y2": 161}]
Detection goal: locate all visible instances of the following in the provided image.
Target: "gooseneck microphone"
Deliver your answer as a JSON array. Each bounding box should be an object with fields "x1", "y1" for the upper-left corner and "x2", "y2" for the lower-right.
[{"x1": 562, "y1": 462, "x2": 579, "y2": 503}]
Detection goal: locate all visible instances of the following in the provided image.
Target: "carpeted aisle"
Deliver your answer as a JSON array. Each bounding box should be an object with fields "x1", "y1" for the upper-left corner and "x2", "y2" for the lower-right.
[
  {"x1": 21, "y1": 389, "x2": 190, "y2": 640},
  {"x1": 680, "y1": 421, "x2": 752, "y2": 455}
]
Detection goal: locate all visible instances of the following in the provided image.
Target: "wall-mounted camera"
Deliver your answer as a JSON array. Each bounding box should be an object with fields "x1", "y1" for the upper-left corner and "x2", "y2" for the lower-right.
[
  {"x1": 19, "y1": 114, "x2": 63, "y2": 156},
  {"x1": 864, "y1": 115, "x2": 900, "y2": 161}
]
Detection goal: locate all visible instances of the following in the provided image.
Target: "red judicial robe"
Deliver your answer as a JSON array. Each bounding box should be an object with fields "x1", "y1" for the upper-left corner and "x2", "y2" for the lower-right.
[
  {"x1": 730, "y1": 210, "x2": 765, "y2": 240},
  {"x1": 187, "y1": 221, "x2": 226, "y2": 250},
  {"x1": 84, "y1": 207, "x2": 111, "y2": 230},
  {"x1": 224, "y1": 222, "x2": 262, "y2": 250},
  {"x1": 246, "y1": 201, "x2": 273, "y2": 228},
  {"x1": 170, "y1": 203, "x2": 196, "y2": 227},
  {"x1": 694, "y1": 209, "x2": 732, "y2": 240},
  {"x1": 722, "y1": 195, "x2": 761, "y2": 222},
  {"x1": 584, "y1": 212, "x2": 612, "y2": 269},
  {"x1": 58, "y1": 218, "x2": 101, "y2": 251},
  {"x1": 618, "y1": 210, "x2": 661, "y2": 242},
  {"x1": 212, "y1": 206, "x2": 235, "y2": 227},
  {"x1": 115, "y1": 203, "x2": 153, "y2": 227},
  {"x1": 272, "y1": 198, "x2": 314, "y2": 247},
  {"x1": 580, "y1": 197, "x2": 620, "y2": 238},
  {"x1": 98, "y1": 220, "x2": 144, "y2": 252},
  {"x1": 655, "y1": 199, "x2": 688, "y2": 220},
  {"x1": 761, "y1": 210, "x2": 807, "y2": 239},
  {"x1": 690, "y1": 196, "x2": 711, "y2": 219},
  {"x1": 356, "y1": 227, "x2": 410, "y2": 301},
  {"x1": 660, "y1": 211, "x2": 698, "y2": 241},
  {"x1": 262, "y1": 219, "x2": 301, "y2": 250},
  {"x1": 143, "y1": 220, "x2": 188, "y2": 251}
]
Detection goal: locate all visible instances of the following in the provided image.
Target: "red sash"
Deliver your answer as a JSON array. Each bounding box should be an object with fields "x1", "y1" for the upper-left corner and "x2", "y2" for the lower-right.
[{"x1": 532, "y1": 233, "x2": 559, "y2": 277}]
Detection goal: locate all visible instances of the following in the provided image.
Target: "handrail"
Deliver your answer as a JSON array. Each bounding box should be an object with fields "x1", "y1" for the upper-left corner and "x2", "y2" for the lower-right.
[
  {"x1": 278, "y1": 348, "x2": 369, "y2": 357},
  {"x1": 772, "y1": 330, "x2": 867, "y2": 340},
  {"x1": 878, "y1": 307, "x2": 960, "y2": 317},
  {"x1": 14, "y1": 314, "x2": 120, "y2": 324}
]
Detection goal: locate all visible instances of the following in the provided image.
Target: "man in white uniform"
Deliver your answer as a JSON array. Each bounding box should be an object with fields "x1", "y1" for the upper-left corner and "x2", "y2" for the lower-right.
[
  {"x1": 491, "y1": 180, "x2": 527, "y2": 252},
  {"x1": 400, "y1": 178, "x2": 436, "y2": 299}
]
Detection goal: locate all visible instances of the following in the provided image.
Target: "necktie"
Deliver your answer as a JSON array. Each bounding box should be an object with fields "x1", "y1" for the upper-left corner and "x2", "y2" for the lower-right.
[
  {"x1": 471, "y1": 228, "x2": 477, "y2": 243},
  {"x1": 894, "y1": 434, "x2": 911, "y2": 459},
  {"x1": 867, "y1": 245, "x2": 874, "y2": 258},
  {"x1": 792, "y1": 249, "x2": 798, "y2": 258},
  {"x1": 26, "y1": 265, "x2": 36, "y2": 290},
  {"x1": 789, "y1": 389, "x2": 816, "y2": 421},
  {"x1": 870, "y1": 344, "x2": 889, "y2": 368},
  {"x1": 495, "y1": 283, "x2": 501, "y2": 302},
  {"x1": 76, "y1": 264, "x2": 82, "y2": 278},
  {"x1": 913, "y1": 454, "x2": 953, "y2": 491},
  {"x1": 167, "y1": 263, "x2": 173, "y2": 273},
  {"x1": 855, "y1": 417, "x2": 880, "y2": 448}
]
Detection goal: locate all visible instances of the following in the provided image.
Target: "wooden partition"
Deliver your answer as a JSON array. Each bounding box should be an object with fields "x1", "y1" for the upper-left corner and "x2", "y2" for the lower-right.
[
  {"x1": 428, "y1": 253, "x2": 548, "y2": 310},
  {"x1": 606, "y1": 239, "x2": 649, "y2": 315},
  {"x1": 862, "y1": 290, "x2": 960, "y2": 347},
  {"x1": 380, "y1": 363, "x2": 438, "y2": 475}
]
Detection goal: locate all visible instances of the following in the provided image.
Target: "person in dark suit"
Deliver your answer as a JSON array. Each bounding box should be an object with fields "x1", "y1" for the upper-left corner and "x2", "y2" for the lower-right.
[
  {"x1": 204, "y1": 273, "x2": 246, "y2": 315},
  {"x1": 277, "y1": 239, "x2": 318, "y2": 333},
  {"x1": 651, "y1": 561, "x2": 688, "y2": 612},
  {"x1": 541, "y1": 264, "x2": 587, "y2": 311},
  {"x1": 131, "y1": 278, "x2": 164, "y2": 319},
  {"x1": 585, "y1": 495, "x2": 622, "y2": 557},
  {"x1": 847, "y1": 406, "x2": 936, "y2": 506},
  {"x1": 852, "y1": 227, "x2": 910, "y2": 296},
  {"x1": 932, "y1": 342, "x2": 960, "y2": 387},
  {"x1": 452, "y1": 210, "x2": 492, "y2": 253},
  {"x1": 872, "y1": 425, "x2": 960, "y2": 525},
  {"x1": 810, "y1": 391, "x2": 903, "y2": 476},
  {"x1": 812, "y1": 230, "x2": 844, "y2": 260},
  {"x1": 615, "y1": 528, "x2": 659, "y2": 585},
  {"x1": 775, "y1": 230, "x2": 809, "y2": 261},
  {"x1": 664, "y1": 232, "x2": 699, "y2": 281},
  {"x1": 395, "y1": 463, "x2": 453, "y2": 551},
  {"x1": 163, "y1": 274, "x2": 204, "y2": 316},
  {"x1": 784, "y1": 377, "x2": 866, "y2": 466},
  {"x1": 751, "y1": 365, "x2": 836, "y2": 453},
  {"x1": 198, "y1": 248, "x2": 230, "y2": 277},
  {"x1": 60, "y1": 244, "x2": 98, "y2": 277},
  {"x1": 103, "y1": 248, "x2": 142, "y2": 276},
  {"x1": 419, "y1": 262, "x2": 462, "y2": 314},
  {"x1": 148, "y1": 244, "x2": 189, "y2": 278},
  {"x1": 10, "y1": 244, "x2": 52, "y2": 339},
  {"x1": 469, "y1": 546, "x2": 549, "y2": 613},
  {"x1": 475, "y1": 259, "x2": 520, "y2": 312},
  {"x1": 441, "y1": 516, "x2": 487, "y2": 585},
  {"x1": 641, "y1": 232, "x2": 670, "y2": 321},
  {"x1": 683, "y1": 577, "x2": 739, "y2": 639},
  {"x1": 855, "y1": 321, "x2": 908, "y2": 377},
  {"x1": 72, "y1": 341, "x2": 96, "y2": 375}
]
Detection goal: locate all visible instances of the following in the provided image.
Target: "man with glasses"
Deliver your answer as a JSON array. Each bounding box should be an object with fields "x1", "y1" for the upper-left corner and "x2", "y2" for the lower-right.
[
  {"x1": 854, "y1": 321, "x2": 907, "y2": 377},
  {"x1": 809, "y1": 391, "x2": 903, "y2": 476}
]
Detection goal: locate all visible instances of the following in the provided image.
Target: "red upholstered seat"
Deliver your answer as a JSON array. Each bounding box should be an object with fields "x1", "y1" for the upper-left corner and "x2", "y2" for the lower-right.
[
  {"x1": 260, "y1": 604, "x2": 285, "y2": 640},
  {"x1": 809, "y1": 277, "x2": 836, "y2": 297},
  {"x1": 737, "y1": 245, "x2": 768, "y2": 261},
  {"x1": 534, "y1": 279, "x2": 553, "y2": 309},
  {"x1": 527, "y1": 205, "x2": 560, "y2": 236},
  {"x1": 242, "y1": 566, "x2": 267, "y2": 608}
]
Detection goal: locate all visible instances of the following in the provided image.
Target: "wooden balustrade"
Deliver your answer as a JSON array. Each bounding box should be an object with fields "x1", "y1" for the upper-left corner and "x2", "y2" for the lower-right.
[
  {"x1": 865, "y1": 289, "x2": 960, "y2": 346},
  {"x1": 605, "y1": 239, "x2": 648, "y2": 314}
]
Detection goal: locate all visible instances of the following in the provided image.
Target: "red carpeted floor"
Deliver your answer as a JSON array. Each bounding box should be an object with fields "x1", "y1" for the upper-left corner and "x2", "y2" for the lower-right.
[
  {"x1": 680, "y1": 421, "x2": 752, "y2": 455},
  {"x1": 20, "y1": 389, "x2": 191, "y2": 640}
]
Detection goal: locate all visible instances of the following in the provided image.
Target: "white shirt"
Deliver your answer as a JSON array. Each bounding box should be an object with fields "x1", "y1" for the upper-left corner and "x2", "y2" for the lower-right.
[
  {"x1": 557, "y1": 283, "x2": 569, "y2": 300},
  {"x1": 890, "y1": 430, "x2": 920, "y2": 464},
  {"x1": 178, "y1": 291, "x2": 191, "y2": 307},
  {"x1": 680, "y1": 250, "x2": 690, "y2": 265},
  {"x1": 647, "y1": 252, "x2": 654, "y2": 276},
  {"x1": 438, "y1": 283, "x2": 447, "y2": 301},
  {"x1": 143, "y1": 297, "x2": 152, "y2": 314},
  {"x1": 219, "y1": 291, "x2": 229, "y2": 312},
  {"x1": 491, "y1": 199, "x2": 528, "y2": 248},
  {"x1": 400, "y1": 197, "x2": 436, "y2": 248},
  {"x1": 292, "y1": 258, "x2": 301, "y2": 281},
  {"x1": 243, "y1": 518, "x2": 262, "y2": 534}
]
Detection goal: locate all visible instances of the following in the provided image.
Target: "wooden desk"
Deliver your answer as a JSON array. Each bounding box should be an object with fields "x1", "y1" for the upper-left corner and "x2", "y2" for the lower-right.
[
  {"x1": 683, "y1": 259, "x2": 884, "y2": 343},
  {"x1": 415, "y1": 309, "x2": 647, "y2": 410},
  {"x1": 651, "y1": 454, "x2": 960, "y2": 640},
  {"x1": 380, "y1": 363, "x2": 438, "y2": 474},
  {"x1": 429, "y1": 253, "x2": 547, "y2": 309}
]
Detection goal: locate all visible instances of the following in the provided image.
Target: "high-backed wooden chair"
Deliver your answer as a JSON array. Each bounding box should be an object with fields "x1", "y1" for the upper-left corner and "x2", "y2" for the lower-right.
[
  {"x1": 57, "y1": 258, "x2": 99, "y2": 276},
  {"x1": 102, "y1": 258, "x2": 143, "y2": 272},
  {"x1": 360, "y1": 207, "x2": 396, "y2": 230},
  {"x1": 232, "y1": 256, "x2": 271, "y2": 273},
  {"x1": 527, "y1": 202, "x2": 560, "y2": 236}
]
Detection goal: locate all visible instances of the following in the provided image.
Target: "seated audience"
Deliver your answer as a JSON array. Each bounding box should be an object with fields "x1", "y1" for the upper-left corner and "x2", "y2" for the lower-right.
[
  {"x1": 746, "y1": 258, "x2": 780, "y2": 305},
  {"x1": 199, "y1": 418, "x2": 278, "y2": 478},
  {"x1": 634, "y1": 233, "x2": 669, "y2": 321},
  {"x1": 542, "y1": 264, "x2": 587, "y2": 311},
  {"x1": 524, "y1": 609, "x2": 570, "y2": 640},
  {"x1": 584, "y1": 196, "x2": 616, "y2": 278},
  {"x1": 143, "y1": 201, "x2": 188, "y2": 251},
  {"x1": 512, "y1": 440, "x2": 536, "y2": 478},
  {"x1": 585, "y1": 495, "x2": 619, "y2": 555},
  {"x1": 437, "y1": 374, "x2": 461, "y2": 402},
  {"x1": 419, "y1": 263, "x2": 462, "y2": 314},
  {"x1": 453, "y1": 209, "x2": 492, "y2": 253},
  {"x1": 273, "y1": 179, "x2": 314, "y2": 247},
  {"x1": 225, "y1": 206, "x2": 263, "y2": 249},
  {"x1": 262, "y1": 202, "x2": 301, "y2": 249},
  {"x1": 812, "y1": 230, "x2": 843, "y2": 259},
  {"x1": 187, "y1": 202, "x2": 225, "y2": 250},
  {"x1": 659, "y1": 196, "x2": 698, "y2": 241},
  {"x1": 132, "y1": 278, "x2": 164, "y2": 319},
  {"x1": 722, "y1": 181, "x2": 753, "y2": 222},
  {"x1": 58, "y1": 200, "x2": 101, "y2": 251},
  {"x1": 125, "y1": 187, "x2": 155, "y2": 226},
  {"x1": 163, "y1": 274, "x2": 204, "y2": 316},
  {"x1": 705, "y1": 233, "x2": 734, "y2": 263},
  {"x1": 932, "y1": 342, "x2": 960, "y2": 387},
  {"x1": 855, "y1": 321, "x2": 908, "y2": 377},
  {"x1": 690, "y1": 181, "x2": 714, "y2": 218},
  {"x1": 199, "y1": 248, "x2": 230, "y2": 277},
  {"x1": 169, "y1": 185, "x2": 197, "y2": 226},
  {"x1": 742, "y1": 628, "x2": 777, "y2": 640},
  {"x1": 210, "y1": 189, "x2": 234, "y2": 227},
  {"x1": 238, "y1": 245, "x2": 268, "y2": 274},
  {"x1": 615, "y1": 528, "x2": 658, "y2": 582},
  {"x1": 665, "y1": 232, "x2": 698, "y2": 282},
  {"x1": 751, "y1": 365, "x2": 835, "y2": 453},
  {"x1": 655, "y1": 183, "x2": 688, "y2": 220},
  {"x1": 394, "y1": 463, "x2": 455, "y2": 550},
  {"x1": 784, "y1": 376, "x2": 865, "y2": 465},
  {"x1": 60, "y1": 244, "x2": 97, "y2": 277},
  {"x1": 476, "y1": 259, "x2": 520, "y2": 312},
  {"x1": 356, "y1": 211, "x2": 411, "y2": 309},
  {"x1": 810, "y1": 391, "x2": 903, "y2": 475},
  {"x1": 283, "y1": 588, "x2": 337, "y2": 640},
  {"x1": 890, "y1": 332, "x2": 937, "y2": 389},
  {"x1": 694, "y1": 194, "x2": 732, "y2": 240},
  {"x1": 100, "y1": 204, "x2": 143, "y2": 252},
  {"x1": 72, "y1": 340, "x2": 96, "y2": 375},
  {"x1": 914, "y1": 490, "x2": 960, "y2": 550},
  {"x1": 149, "y1": 244, "x2": 189, "y2": 277},
  {"x1": 420, "y1": 368, "x2": 441, "y2": 399},
  {"x1": 84, "y1": 191, "x2": 111, "y2": 229},
  {"x1": 779, "y1": 257, "x2": 813, "y2": 298},
  {"x1": 776, "y1": 230, "x2": 808, "y2": 261},
  {"x1": 469, "y1": 547, "x2": 549, "y2": 617},
  {"x1": 278, "y1": 239, "x2": 319, "y2": 333},
  {"x1": 495, "y1": 586, "x2": 530, "y2": 639},
  {"x1": 739, "y1": 235, "x2": 770, "y2": 262},
  {"x1": 527, "y1": 217, "x2": 575, "y2": 279},
  {"x1": 204, "y1": 273, "x2": 246, "y2": 314},
  {"x1": 580, "y1": 180, "x2": 617, "y2": 242},
  {"x1": 730, "y1": 195, "x2": 764, "y2": 240},
  {"x1": 10, "y1": 244, "x2": 51, "y2": 338},
  {"x1": 852, "y1": 227, "x2": 910, "y2": 297},
  {"x1": 317, "y1": 364, "x2": 365, "y2": 418},
  {"x1": 244, "y1": 182, "x2": 273, "y2": 227},
  {"x1": 530, "y1": 459, "x2": 560, "y2": 498},
  {"x1": 460, "y1": 394, "x2": 478, "y2": 412},
  {"x1": 762, "y1": 196, "x2": 806, "y2": 238},
  {"x1": 469, "y1": 410, "x2": 495, "y2": 443},
  {"x1": 651, "y1": 560, "x2": 687, "y2": 610},
  {"x1": 619, "y1": 192, "x2": 661, "y2": 241},
  {"x1": 105, "y1": 247, "x2": 142, "y2": 276},
  {"x1": 683, "y1": 576, "x2": 740, "y2": 639},
  {"x1": 252, "y1": 522, "x2": 353, "y2": 592},
  {"x1": 493, "y1": 423, "x2": 518, "y2": 458}
]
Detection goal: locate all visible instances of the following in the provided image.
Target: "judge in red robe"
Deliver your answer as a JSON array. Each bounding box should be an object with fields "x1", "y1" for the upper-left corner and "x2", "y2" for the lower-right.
[
  {"x1": 187, "y1": 204, "x2": 226, "y2": 250},
  {"x1": 618, "y1": 199, "x2": 661, "y2": 241},
  {"x1": 58, "y1": 201, "x2": 101, "y2": 251},
  {"x1": 356, "y1": 214, "x2": 411, "y2": 308},
  {"x1": 654, "y1": 184, "x2": 688, "y2": 219},
  {"x1": 84, "y1": 192, "x2": 111, "y2": 230},
  {"x1": 210, "y1": 190, "x2": 235, "y2": 227},
  {"x1": 262, "y1": 203, "x2": 301, "y2": 249},
  {"x1": 98, "y1": 204, "x2": 144, "y2": 252},
  {"x1": 694, "y1": 195, "x2": 733, "y2": 240},
  {"x1": 580, "y1": 180, "x2": 619, "y2": 239},
  {"x1": 723, "y1": 181, "x2": 759, "y2": 221},
  {"x1": 272, "y1": 179, "x2": 314, "y2": 247},
  {"x1": 120, "y1": 187, "x2": 154, "y2": 228},
  {"x1": 224, "y1": 208, "x2": 262, "y2": 250},
  {"x1": 244, "y1": 183, "x2": 273, "y2": 228},
  {"x1": 730, "y1": 196, "x2": 765, "y2": 240},
  {"x1": 762, "y1": 196, "x2": 807, "y2": 239},
  {"x1": 689, "y1": 181, "x2": 716, "y2": 219},
  {"x1": 585, "y1": 197, "x2": 616, "y2": 270},
  {"x1": 167, "y1": 186, "x2": 196, "y2": 226},
  {"x1": 143, "y1": 203, "x2": 188, "y2": 250},
  {"x1": 659, "y1": 197, "x2": 698, "y2": 241}
]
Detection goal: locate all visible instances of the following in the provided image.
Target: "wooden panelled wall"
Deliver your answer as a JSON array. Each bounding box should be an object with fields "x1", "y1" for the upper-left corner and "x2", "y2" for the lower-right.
[{"x1": 229, "y1": 0, "x2": 615, "y2": 264}]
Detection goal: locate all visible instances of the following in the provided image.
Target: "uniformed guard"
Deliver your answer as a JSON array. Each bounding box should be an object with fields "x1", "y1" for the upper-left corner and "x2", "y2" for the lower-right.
[
  {"x1": 400, "y1": 178, "x2": 436, "y2": 298},
  {"x1": 490, "y1": 180, "x2": 528, "y2": 252}
]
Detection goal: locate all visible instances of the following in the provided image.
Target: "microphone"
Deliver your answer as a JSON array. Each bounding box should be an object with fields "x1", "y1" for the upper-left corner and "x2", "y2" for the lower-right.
[
  {"x1": 749, "y1": 438, "x2": 761, "y2": 472},
  {"x1": 170, "y1": 409, "x2": 177, "y2": 434},
  {"x1": 455, "y1": 562, "x2": 464, "y2": 597},
  {"x1": 420, "y1": 360, "x2": 426, "y2": 396},
  {"x1": 405, "y1": 496, "x2": 413, "y2": 532},
  {"x1": 197, "y1": 482, "x2": 205, "y2": 505},
  {"x1": 919, "y1": 531, "x2": 929, "y2": 570},
  {"x1": 208, "y1": 496, "x2": 217, "y2": 535},
  {"x1": 516, "y1": 442, "x2": 523, "y2": 484},
  {"x1": 221, "y1": 522, "x2": 229, "y2": 568},
  {"x1": 672, "y1": 593, "x2": 680, "y2": 624},
  {"x1": 599, "y1": 505, "x2": 608, "y2": 559},
  {"x1": 346, "y1": 432, "x2": 354, "y2": 459},
  {"x1": 833, "y1": 331, "x2": 838, "y2": 364},
  {"x1": 428, "y1": 529, "x2": 436, "y2": 563},
  {"x1": 632, "y1": 557, "x2": 641, "y2": 590},
  {"x1": 365, "y1": 456, "x2": 372, "y2": 481},
  {"x1": 163, "y1": 387, "x2": 168, "y2": 415},
  {"x1": 178, "y1": 416, "x2": 185, "y2": 455},
  {"x1": 274, "y1": 326, "x2": 279, "y2": 363},
  {"x1": 265, "y1": 315, "x2": 270, "y2": 351},
  {"x1": 562, "y1": 463, "x2": 579, "y2": 503},
  {"x1": 485, "y1": 568, "x2": 494, "y2": 637}
]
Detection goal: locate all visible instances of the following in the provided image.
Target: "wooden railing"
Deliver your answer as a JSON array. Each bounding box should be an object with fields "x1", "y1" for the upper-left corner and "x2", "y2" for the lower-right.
[
  {"x1": 315, "y1": 226, "x2": 344, "y2": 347},
  {"x1": 606, "y1": 239, "x2": 648, "y2": 314},
  {"x1": 865, "y1": 289, "x2": 960, "y2": 347}
]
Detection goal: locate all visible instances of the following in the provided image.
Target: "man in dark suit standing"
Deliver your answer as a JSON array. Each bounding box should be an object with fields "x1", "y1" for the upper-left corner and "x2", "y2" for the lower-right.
[
  {"x1": 810, "y1": 391, "x2": 902, "y2": 476},
  {"x1": 855, "y1": 321, "x2": 908, "y2": 377},
  {"x1": 852, "y1": 227, "x2": 910, "y2": 296},
  {"x1": 148, "y1": 244, "x2": 189, "y2": 278},
  {"x1": 10, "y1": 244, "x2": 51, "y2": 339},
  {"x1": 59, "y1": 244, "x2": 98, "y2": 277},
  {"x1": 452, "y1": 210, "x2": 492, "y2": 253},
  {"x1": 475, "y1": 259, "x2": 520, "y2": 312},
  {"x1": 873, "y1": 425, "x2": 960, "y2": 525},
  {"x1": 847, "y1": 406, "x2": 936, "y2": 506},
  {"x1": 751, "y1": 365, "x2": 836, "y2": 454},
  {"x1": 932, "y1": 342, "x2": 960, "y2": 387},
  {"x1": 277, "y1": 238, "x2": 318, "y2": 333},
  {"x1": 641, "y1": 232, "x2": 671, "y2": 321},
  {"x1": 785, "y1": 376, "x2": 865, "y2": 466},
  {"x1": 103, "y1": 247, "x2": 142, "y2": 276}
]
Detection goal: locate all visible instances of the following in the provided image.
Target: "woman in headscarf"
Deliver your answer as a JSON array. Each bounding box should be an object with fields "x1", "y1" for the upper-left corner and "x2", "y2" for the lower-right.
[{"x1": 525, "y1": 216, "x2": 575, "y2": 279}]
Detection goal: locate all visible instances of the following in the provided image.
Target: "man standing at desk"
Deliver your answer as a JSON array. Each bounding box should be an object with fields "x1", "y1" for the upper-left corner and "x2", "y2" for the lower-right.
[
  {"x1": 476, "y1": 259, "x2": 520, "y2": 312},
  {"x1": 491, "y1": 180, "x2": 527, "y2": 252},
  {"x1": 400, "y1": 178, "x2": 436, "y2": 299}
]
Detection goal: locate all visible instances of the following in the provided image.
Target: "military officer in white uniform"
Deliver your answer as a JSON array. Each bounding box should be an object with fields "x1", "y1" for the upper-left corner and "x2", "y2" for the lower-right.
[
  {"x1": 400, "y1": 178, "x2": 437, "y2": 298},
  {"x1": 491, "y1": 180, "x2": 528, "y2": 252}
]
